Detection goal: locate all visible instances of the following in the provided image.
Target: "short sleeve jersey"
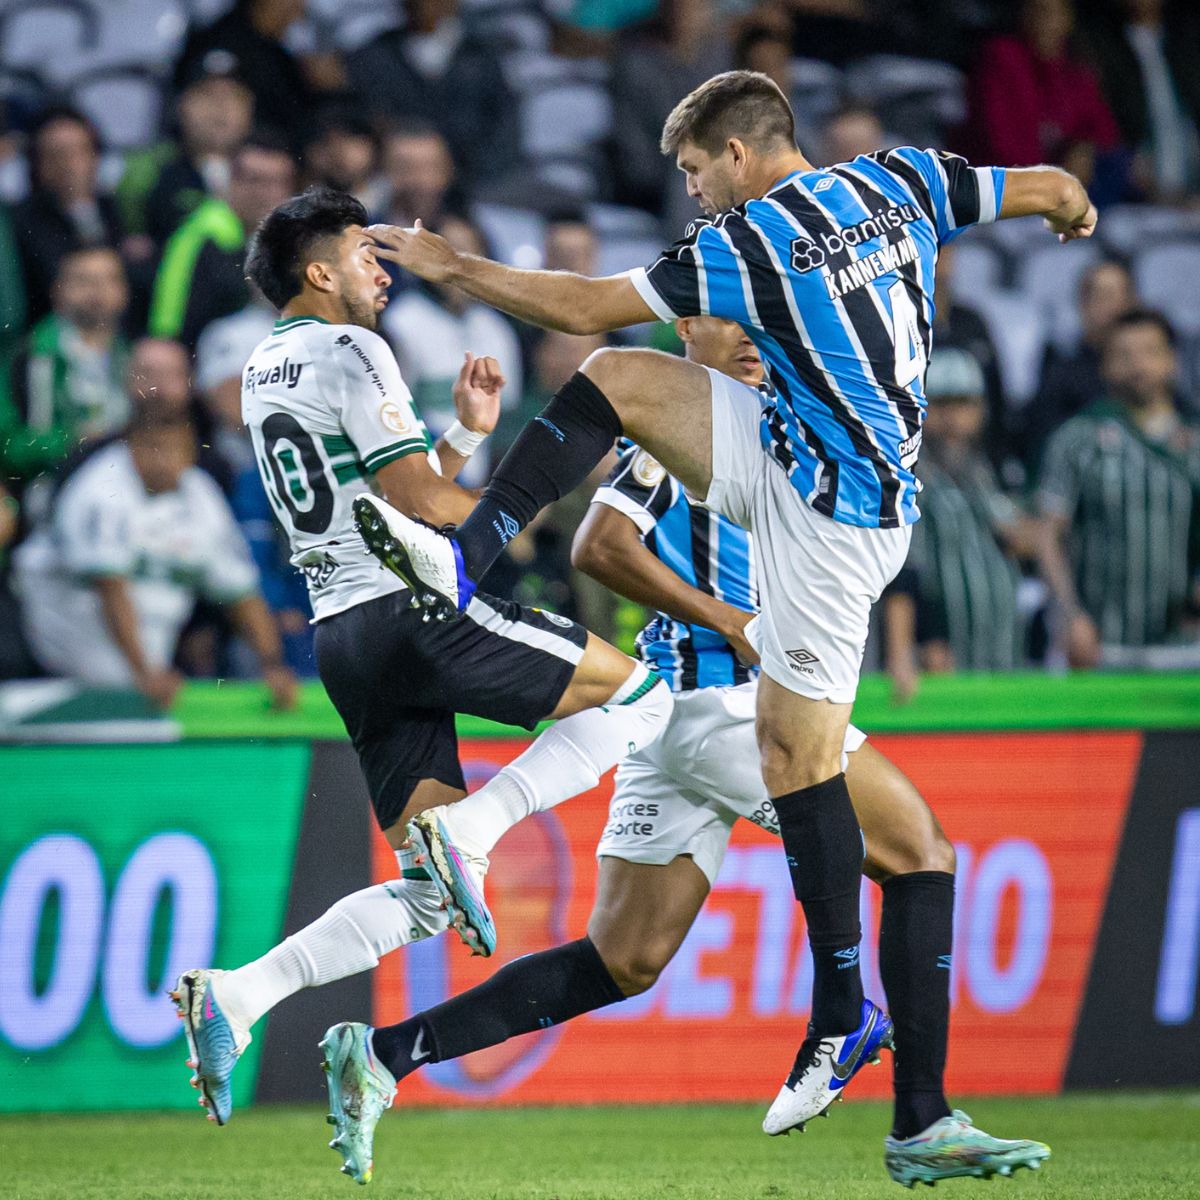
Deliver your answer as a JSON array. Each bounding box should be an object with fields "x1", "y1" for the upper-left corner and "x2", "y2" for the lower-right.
[
  {"x1": 241, "y1": 315, "x2": 438, "y2": 620},
  {"x1": 628, "y1": 148, "x2": 1007, "y2": 530},
  {"x1": 592, "y1": 444, "x2": 758, "y2": 691}
]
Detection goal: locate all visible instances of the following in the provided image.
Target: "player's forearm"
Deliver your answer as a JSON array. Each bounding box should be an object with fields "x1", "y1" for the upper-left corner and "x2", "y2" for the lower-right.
[
  {"x1": 448, "y1": 256, "x2": 614, "y2": 335},
  {"x1": 93, "y1": 575, "x2": 150, "y2": 677},
  {"x1": 573, "y1": 530, "x2": 748, "y2": 641},
  {"x1": 228, "y1": 593, "x2": 286, "y2": 668},
  {"x1": 999, "y1": 165, "x2": 1090, "y2": 224}
]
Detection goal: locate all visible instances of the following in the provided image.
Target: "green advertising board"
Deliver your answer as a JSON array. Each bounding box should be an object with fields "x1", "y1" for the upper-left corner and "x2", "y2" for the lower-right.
[{"x1": 0, "y1": 744, "x2": 310, "y2": 1112}]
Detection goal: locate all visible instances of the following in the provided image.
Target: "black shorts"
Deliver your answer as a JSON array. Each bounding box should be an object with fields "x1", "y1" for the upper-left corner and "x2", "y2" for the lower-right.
[{"x1": 315, "y1": 589, "x2": 588, "y2": 831}]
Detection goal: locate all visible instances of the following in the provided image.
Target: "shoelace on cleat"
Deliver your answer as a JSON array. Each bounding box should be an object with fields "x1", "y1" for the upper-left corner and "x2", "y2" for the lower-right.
[{"x1": 786, "y1": 1036, "x2": 837, "y2": 1089}]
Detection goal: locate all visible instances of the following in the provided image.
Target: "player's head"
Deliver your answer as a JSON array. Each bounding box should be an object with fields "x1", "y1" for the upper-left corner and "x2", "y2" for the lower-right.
[
  {"x1": 660, "y1": 70, "x2": 797, "y2": 214},
  {"x1": 676, "y1": 316, "x2": 763, "y2": 386},
  {"x1": 127, "y1": 415, "x2": 196, "y2": 494},
  {"x1": 245, "y1": 186, "x2": 390, "y2": 329}
]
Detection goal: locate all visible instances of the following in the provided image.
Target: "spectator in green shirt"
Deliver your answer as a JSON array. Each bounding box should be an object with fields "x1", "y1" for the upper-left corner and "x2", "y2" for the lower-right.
[
  {"x1": 148, "y1": 133, "x2": 295, "y2": 349},
  {"x1": 0, "y1": 246, "x2": 130, "y2": 492}
]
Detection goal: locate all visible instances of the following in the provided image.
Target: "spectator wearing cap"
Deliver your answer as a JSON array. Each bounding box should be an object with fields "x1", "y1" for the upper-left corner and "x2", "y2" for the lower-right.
[
  {"x1": 10, "y1": 106, "x2": 125, "y2": 323},
  {"x1": 12, "y1": 414, "x2": 297, "y2": 709},
  {"x1": 932, "y1": 241, "x2": 1008, "y2": 472},
  {"x1": 1026, "y1": 259, "x2": 1137, "y2": 470},
  {"x1": 302, "y1": 104, "x2": 385, "y2": 213},
  {"x1": 381, "y1": 213, "x2": 522, "y2": 486},
  {"x1": 0, "y1": 247, "x2": 130, "y2": 493},
  {"x1": 172, "y1": 0, "x2": 313, "y2": 145},
  {"x1": 1037, "y1": 310, "x2": 1200, "y2": 670},
  {"x1": 119, "y1": 54, "x2": 255, "y2": 248},
  {"x1": 148, "y1": 134, "x2": 295, "y2": 349},
  {"x1": 347, "y1": 0, "x2": 517, "y2": 189},
  {"x1": 884, "y1": 349, "x2": 1039, "y2": 698}
]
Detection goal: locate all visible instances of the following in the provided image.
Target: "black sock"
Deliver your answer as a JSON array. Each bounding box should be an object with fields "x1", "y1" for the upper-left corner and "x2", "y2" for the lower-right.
[
  {"x1": 454, "y1": 372, "x2": 623, "y2": 579},
  {"x1": 880, "y1": 870, "x2": 954, "y2": 1139},
  {"x1": 773, "y1": 774, "x2": 865, "y2": 1034},
  {"x1": 370, "y1": 938, "x2": 625, "y2": 1081}
]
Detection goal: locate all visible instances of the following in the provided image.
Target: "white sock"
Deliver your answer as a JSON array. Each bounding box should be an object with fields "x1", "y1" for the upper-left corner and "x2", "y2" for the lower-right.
[
  {"x1": 217, "y1": 870, "x2": 448, "y2": 1030},
  {"x1": 443, "y1": 664, "x2": 673, "y2": 855}
]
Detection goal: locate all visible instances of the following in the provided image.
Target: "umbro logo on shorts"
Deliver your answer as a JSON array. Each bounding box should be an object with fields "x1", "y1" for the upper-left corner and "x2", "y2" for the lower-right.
[{"x1": 786, "y1": 648, "x2": 820, "y2": 671}]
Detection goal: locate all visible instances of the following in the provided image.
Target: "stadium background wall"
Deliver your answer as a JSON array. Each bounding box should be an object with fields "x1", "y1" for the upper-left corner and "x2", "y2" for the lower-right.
[{"x1": 1, "y1": 675, "x2": 1199, "y2": 1113}]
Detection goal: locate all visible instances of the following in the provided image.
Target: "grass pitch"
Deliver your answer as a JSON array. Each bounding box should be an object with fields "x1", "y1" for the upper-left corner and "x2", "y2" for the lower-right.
[{"x1": 3, "y1": 1094, "x2": 1197, "y2": 1200}]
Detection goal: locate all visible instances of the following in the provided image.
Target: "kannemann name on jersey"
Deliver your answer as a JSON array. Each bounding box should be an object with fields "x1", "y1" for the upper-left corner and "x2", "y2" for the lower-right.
[
  {"x1": 241, "y1": 314, "x2": 437, "y2": 620},
  {"x1": 629, "y1": 147, "x2": 1006, "y2": 530}
]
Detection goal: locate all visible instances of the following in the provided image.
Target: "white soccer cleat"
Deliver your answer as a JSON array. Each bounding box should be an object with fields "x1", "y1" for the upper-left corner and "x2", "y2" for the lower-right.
[
  {"x1": 407, "y1": 805, "x2": 494, "y2": 956},
  {"x1": 352, "y1": 494, "x2": 474, "y2": 620},
  {"x1": 763, "y1": 999, "x2": 894, "y2": 1135}
]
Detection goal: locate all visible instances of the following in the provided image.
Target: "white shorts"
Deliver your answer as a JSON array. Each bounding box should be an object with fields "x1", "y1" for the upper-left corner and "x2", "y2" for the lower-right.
[
  {"x1": 702, "y1": 369, "x2": 911, "y2": 703},
  {"x1": 595, "y1": 682, "x2": 867, "y2": 886}
]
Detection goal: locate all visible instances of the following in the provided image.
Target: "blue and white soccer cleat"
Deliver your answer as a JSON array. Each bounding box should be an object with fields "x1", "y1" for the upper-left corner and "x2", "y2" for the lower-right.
[
  {"x1": 170, "y1": 969, "x2": 251, "y2": 1126},
  {"x1": 407, "y1": 808, "x2": 495, "y2": 957},
  {"x1": 763, "y1": 999, "x2": 894, "y2": 1135},
  {"x1": 884, "y1": 1110, "x2": 1051, "y2": 1187},
  {"x1": 353, "y1": 494, "x2": 475, "y2": 619},
  {"x1": 320, "y1": 1021, "x2": 396, "y2": 1185}
]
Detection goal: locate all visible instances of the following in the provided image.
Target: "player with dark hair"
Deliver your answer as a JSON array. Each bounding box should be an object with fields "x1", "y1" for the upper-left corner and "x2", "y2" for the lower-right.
[
  {"x1": 171, "y1": 188, "x2": 672, "y2": 1167},
  {"x1": 356, "y1": 68, "x2": 1095, "y2": 1155}
]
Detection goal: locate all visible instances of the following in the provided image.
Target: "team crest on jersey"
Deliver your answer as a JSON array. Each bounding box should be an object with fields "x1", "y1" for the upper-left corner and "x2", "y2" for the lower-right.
[
  {"x1": 379, "y1": 401, "x2": 411, "y2": 435},
  {"x1": 535, "y1": 608, "x2": 574, "y2": 628},
  {"x1": 632, "y1": 450, "x2": 665, "y2": 488}
]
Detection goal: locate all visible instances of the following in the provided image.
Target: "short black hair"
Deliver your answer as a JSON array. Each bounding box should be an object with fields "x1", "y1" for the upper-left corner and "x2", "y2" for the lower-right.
[
  {"x1": 245, "y1": 186, "x2": 368, "y2": 309},
  {"x1": 661, "y1": 70, "x2": 795, "y2": 157},
  {"x1": 1106, "y1": 307, "x2": 1177, "y2": 349}
]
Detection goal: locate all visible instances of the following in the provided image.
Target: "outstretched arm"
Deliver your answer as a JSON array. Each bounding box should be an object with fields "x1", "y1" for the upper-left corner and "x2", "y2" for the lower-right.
[
  {"x1": 998, "y1": 166, "x2": 1096, "y2": 243},
  {"x1": 367, "y1": 223, "x2": 657, "y2": 335}
]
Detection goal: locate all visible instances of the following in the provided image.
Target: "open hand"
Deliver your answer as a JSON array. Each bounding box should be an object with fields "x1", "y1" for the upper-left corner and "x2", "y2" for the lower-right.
[
  {"x1": 366, "y1": 221, "x2": 459, "y2": 283},
  {"x1": 452, "y1": 352, "x2": 504, "y2": 435}
]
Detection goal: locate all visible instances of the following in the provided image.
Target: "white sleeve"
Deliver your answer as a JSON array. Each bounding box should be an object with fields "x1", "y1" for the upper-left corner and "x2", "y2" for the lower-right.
[
  {"x1": 328, "y1": 327, "x2": 430, "y2": 474},
  {"x1": 193, "y1": 476, "x2": 260, "y2": 603},
  {"x1": 56, "y1": 467, "x2": 136, "y2": 578}
]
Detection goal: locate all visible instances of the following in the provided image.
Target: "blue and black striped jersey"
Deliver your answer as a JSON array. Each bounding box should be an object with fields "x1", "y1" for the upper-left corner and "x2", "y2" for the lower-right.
[
  {"x1": 629, "y1": 148, "x2": 1007, "y2": 530},
  {"x1": 592, "y1": 444, "x2": 757, "y2": 692}
]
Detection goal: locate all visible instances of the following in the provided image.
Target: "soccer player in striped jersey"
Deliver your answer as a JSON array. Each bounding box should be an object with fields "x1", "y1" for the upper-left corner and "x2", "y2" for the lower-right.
[
  {"x1": 323, "y1": 319, "x2": 1047, "y2": 1187},
  {"x1": 361, "y1": 69, "x2": 1096, "y2": 1129}
]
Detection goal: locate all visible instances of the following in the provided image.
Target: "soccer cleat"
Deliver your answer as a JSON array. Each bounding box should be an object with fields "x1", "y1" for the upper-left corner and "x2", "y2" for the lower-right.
[
  {"x1": 170, "y1": 969, "x2": 252, "y2": 1126},
  {"x1": 884, "y1": 1110, "x2": 1051, "y2": 1187},
  {"x1": 763, "y1": 999, "x2": 894, "y2": 1135},
  {"x1": 320, "y1": 1022, "x2": 396, "y2": 1185},
  {"x1": 353, "y1": 494, "x2": 475, "y2": 619},
  {"x1": 408, "y1": 808, "x2": 495, "y2": 957}
]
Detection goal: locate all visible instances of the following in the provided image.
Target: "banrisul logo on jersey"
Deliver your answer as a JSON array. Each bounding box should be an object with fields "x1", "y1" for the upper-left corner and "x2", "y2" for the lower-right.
[{"x1": 0, "y1": 744, "x2": 308, "y2": 1112}]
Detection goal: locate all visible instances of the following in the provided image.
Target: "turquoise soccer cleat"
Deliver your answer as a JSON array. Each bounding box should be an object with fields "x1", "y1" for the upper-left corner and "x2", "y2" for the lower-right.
[
  {"x1": 884, "y1": 1110, "x2": 1051, "y2": 1187},
  {"x1": 170, "y1": 969, "x2": 251, "y2": 1126},
  {"x1": 320, "y1": 1022, "x2": 397, "y2": 1185},
  {"x1": 407, "y1": 808, "x2": 495, "y2": 957}
]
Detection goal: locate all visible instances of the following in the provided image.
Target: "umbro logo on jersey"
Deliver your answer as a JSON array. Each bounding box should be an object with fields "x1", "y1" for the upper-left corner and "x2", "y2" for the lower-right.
[
  {"x1": 786, "y1": 648, "x2": 820, "y2": 671},
  {"x1": 814, "y1": 177, "x2": 835, "y2": 192}
]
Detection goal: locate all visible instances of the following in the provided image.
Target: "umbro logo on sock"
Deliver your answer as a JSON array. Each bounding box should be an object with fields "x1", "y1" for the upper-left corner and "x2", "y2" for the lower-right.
[
  {"x1": 410, "y1": 1028, "x2": 430, "y2": 1061},
  {"x1": 493, "y1": 511, "x2": 521, "y2": 545},
  {"x1": 834, "y1": 946, "x2": 860, "y2": 970},
  {"x1": 534, "y1": 416, "x2": 566, "y2": 442}
]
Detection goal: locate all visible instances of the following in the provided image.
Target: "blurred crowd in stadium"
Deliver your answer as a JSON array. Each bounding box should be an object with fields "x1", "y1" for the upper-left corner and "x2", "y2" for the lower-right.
[{"x1": 0, "y1": 0, "x2": 1198, "y2": 704}]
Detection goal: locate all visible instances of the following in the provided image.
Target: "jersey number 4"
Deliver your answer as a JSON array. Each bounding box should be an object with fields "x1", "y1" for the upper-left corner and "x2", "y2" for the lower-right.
[
  {"x1": 262, "y1": 412, "x2": 334, "y2": 535},
  {"x1": 888, "y1": 280, "x2": 927, "y2": 389}
]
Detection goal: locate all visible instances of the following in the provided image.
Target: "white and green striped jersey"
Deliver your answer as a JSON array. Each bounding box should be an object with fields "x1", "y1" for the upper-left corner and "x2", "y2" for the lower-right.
[{"x1": 241, "y1": 314, "x2": 437, "y2": 620}]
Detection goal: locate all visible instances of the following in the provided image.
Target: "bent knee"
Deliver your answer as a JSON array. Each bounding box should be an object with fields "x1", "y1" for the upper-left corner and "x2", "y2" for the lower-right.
[
  {"x1": 870, "y1": 825, "x2": 956, "y2": 882},
  {"x1": 596, "y1": 941, "x2": 675, "y2": 997}
]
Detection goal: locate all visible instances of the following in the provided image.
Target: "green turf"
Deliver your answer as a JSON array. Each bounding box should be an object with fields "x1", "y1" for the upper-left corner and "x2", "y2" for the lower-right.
[{"x1": 2, "y1": 1096, "x2": 1197, "y2": 1200}]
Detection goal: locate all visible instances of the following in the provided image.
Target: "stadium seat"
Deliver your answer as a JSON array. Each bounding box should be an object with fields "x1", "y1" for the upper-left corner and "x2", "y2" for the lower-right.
[
  {"x1": 967, "y1": 290, "x2": 1047, "y2": 406},
  {"x1": 70, "y1": 65, "x2": 164, "y2": 152},
  {"x1": 843, "y1": 55, "x2": 966, "y2": 146},
  {"x1": 1017, "y1": 239, "x2": 1102, "y2": 350},
  {"x1": 587, "y1": 203, "x2": 661, "y2": 241},
  {"x1": 1133, "y1": 241, "x2": 1200, "y2": 337},
  {"x1": 789, "y1": 56, "x2": 844, "y2": 133},
  {"x1": 302, "y1": 0, "x2": 396, "y2": 55},
  {"x1": 0, "y1": 0, "x2": 100, "y2": 82},
  {"x1": 596, "y1": 234, "x2": 662, "y2": 278},
  {"x1": 946, "y1": 237, "x2": 1004, "y2": 301},
  {"x1": 1099, "y1": 204, "x2": 1200, "y2": 256},
  {"x1": 472, "y1": 202, "x2": 546, "y2": 268},
  {"x1": 468, "y1": 0, "x2": 550, "y2": 53}
]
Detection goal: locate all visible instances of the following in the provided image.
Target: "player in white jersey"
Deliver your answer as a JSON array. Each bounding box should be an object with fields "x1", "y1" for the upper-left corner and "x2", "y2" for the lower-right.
[
  {"x1": 14, "y1": 415, "x2": 294, "y2": 707},
  {"x1": 170, "y1": 189, "x2": 672, "y2": 1151}
]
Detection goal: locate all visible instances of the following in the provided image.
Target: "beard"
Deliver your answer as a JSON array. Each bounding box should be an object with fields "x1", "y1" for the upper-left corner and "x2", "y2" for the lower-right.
[{"x1": 342, "y1": 293, "x2": 379, "y2": 331}]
